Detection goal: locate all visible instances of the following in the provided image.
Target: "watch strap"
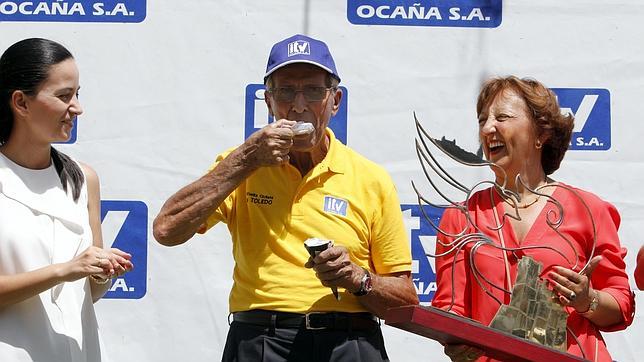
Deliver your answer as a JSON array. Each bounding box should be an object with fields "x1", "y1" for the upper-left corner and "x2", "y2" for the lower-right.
[{"x1": 351, "y1": 268, "x2": 372, "y2": 296}]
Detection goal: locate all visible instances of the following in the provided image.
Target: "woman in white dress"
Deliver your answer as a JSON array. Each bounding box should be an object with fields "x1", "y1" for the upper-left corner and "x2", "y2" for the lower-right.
[{"x1": 0, "y1": 38, "x2": 133, "y2": 361}]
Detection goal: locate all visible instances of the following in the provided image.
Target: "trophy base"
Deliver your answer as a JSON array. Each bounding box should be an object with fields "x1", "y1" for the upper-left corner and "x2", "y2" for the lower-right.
[{"x1": 385, "y1": 305, "x2": 587, "y2": 362}]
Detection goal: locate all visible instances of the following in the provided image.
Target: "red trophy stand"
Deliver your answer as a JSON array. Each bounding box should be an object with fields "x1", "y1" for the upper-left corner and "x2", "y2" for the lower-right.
[{"x1": 385, "y1": 305, "x2": 587, "y2": 362}]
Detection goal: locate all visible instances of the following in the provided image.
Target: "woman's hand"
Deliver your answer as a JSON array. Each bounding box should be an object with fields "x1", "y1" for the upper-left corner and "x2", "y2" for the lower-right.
[
  {"x1": 548, "y1": 256, "x2": 602, "y2": 312},
  {"x1": 444, "y1": 344, "x2": 484, "y2": 362},
  {"x1": 61, "y1": 246, "x2": 133, "y2": 282},
  {"x1": 97, "y1": 247, "x2": 133, "y2": 278}
]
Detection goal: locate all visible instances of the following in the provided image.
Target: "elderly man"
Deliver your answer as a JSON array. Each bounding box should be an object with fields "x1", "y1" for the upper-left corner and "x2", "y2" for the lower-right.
[{"x1": 153, "y1": 34, "x2": 418, "y2": 361}]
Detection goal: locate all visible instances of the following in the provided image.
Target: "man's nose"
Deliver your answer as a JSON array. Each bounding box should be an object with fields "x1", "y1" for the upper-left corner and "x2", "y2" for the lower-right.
[{"x1": 291, "y1": 91, "x2": 308, "y2": 113}]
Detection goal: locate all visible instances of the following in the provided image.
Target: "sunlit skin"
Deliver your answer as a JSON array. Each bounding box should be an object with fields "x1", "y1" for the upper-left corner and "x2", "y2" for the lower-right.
[
  {"x1": 478, "y1": 88, "x2": 546, "y2": 190},
  {"x1": 1, "y1": 58, "x2": 83, "y2": 170},
  {"x1": 21, "y1": 58, "x2": 82, "y2": 145},
  {"x1": 265, "y1": 63, "x2": 342, "y2": 171}
]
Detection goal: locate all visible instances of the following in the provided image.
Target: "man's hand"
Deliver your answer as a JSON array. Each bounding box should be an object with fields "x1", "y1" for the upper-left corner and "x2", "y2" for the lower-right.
[
  {"x1": 305, "y1": 245, "x2": 362, "y2": 293},
  {"x1": 244, "y1": 119, "x2": 295, "y2": 167}
]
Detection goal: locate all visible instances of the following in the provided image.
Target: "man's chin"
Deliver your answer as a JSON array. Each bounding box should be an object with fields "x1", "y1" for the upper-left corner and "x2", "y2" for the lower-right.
[{"x1": 290, "y1": 144, "x2": 315, "y2": 153}]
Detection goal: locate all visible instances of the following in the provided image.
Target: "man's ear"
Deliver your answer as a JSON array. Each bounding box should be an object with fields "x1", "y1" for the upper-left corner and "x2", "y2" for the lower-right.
[
  {"x1": 331, "y1": 88, "x2": 342, "y2": 117},
  {"x1": 10, "y1": 90, "x2": 30, "y2": 118}
]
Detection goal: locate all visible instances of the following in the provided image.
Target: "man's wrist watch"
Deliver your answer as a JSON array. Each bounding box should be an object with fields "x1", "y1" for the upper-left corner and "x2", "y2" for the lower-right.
[{"x1": 351, "y1": 268, "x2": 373, "y2": 296}]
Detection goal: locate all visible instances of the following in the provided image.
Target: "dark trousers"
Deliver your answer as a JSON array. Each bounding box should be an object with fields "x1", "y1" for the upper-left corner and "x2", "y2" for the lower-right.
[{"x1": 222, "y1": 311, "x2": 389, "y2": 362}]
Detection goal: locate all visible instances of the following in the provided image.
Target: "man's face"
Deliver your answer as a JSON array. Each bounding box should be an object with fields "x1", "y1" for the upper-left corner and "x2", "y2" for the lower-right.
[{"x1": 265, "y1": 63, "x2": 342, "y2": 152}]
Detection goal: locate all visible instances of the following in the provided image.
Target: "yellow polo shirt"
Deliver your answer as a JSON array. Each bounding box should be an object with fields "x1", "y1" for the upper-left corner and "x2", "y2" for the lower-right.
[{"x1": 201, "y1": 129, "x2": 411, "y2": 313}]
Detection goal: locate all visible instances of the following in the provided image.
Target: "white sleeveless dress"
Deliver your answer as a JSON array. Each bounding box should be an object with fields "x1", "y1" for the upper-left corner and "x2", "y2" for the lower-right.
[{"x1": 0, "y1": 152, "x2": 105, "y2": 361}]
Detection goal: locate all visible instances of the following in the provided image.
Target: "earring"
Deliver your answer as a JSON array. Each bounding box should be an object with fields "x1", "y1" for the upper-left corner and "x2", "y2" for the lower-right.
[{"x1": 535, "y1": 140, "x2": 543, "y2": 149}]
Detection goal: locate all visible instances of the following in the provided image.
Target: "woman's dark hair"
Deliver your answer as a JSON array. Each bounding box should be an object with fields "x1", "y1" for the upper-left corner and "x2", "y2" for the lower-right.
[
  {"x1": 0, "y1": 38, "x2": 84, "y2": 201},
  {"x1": 476, "y1": 76, "x2": 574, "y2": 175}
]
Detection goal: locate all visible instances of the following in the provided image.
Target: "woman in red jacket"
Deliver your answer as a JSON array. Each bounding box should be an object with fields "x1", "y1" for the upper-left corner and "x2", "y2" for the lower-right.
[{"x1": 432, "y1": 76, "x2": 635, "y2": 362}]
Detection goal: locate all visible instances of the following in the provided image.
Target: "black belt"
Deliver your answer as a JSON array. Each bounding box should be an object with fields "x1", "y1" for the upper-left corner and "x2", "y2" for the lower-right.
[{"x1": 231, "y1": 310, "x2": 379, "y2": 331}]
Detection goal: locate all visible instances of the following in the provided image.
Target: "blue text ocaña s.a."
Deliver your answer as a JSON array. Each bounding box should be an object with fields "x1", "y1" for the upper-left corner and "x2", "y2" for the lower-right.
[
  {"x1": 0, "y1": 0, "x2": 146, "y2": 22},
  {"x1": 347, "y1": 0, "x2": 502, "y2": 28}
]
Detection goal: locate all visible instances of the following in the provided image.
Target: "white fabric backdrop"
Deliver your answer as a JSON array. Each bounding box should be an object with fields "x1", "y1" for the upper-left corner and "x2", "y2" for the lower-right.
[{"x1": 1, "y1": 1, "x2": 642, "y2": 361}]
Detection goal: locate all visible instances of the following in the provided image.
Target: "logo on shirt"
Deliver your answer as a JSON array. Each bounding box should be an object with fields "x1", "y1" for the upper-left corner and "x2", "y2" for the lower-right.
[
  {"x1": 347, "y1": 0, "x2": 502, "y2": 28},
  {"x1": 324, "y1": 196, "x2": 348, "y2": 216},
  {"x1": 246, "y1": 192, "x2": 274, "y2": 205},
  {"x1": 288, "y1": 40, "x2": 310, "y2": 57},
  {"x1": 401, "y1": 203, "x2": 444, "y2": 304},
  {"x1": 0, "y1": 0, "x2": 146, "y2": 22},
  {"x1": 244, "y1": 84, "x2": 349, "y2": 144},
  {"x1": 100, "y1": 200, "x2": 147, "y2": 299},
  {"x1": 551, "y1": 88, "x2": 611, "y2": 150}
]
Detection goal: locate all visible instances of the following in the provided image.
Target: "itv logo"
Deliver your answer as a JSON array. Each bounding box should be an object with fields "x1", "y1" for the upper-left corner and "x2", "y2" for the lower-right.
[
  {"x1": 323, "y1": 196, "x2": 348, "y2": 216},
  {"x1": 552, "y1": 88, "x2": 611, "y2": 150},
  {"x1": 288, "y1": 40, "x2": 310, "y2": 57},
  {"x1": 401, "y1": 204, "x2": 444, "y2": 304},
  {"x1": 100, "y1": 200, "x2": 147, "y2": 299},
  {"x1": 244, "y1": 84, "x2": 348, "y2": 144}
]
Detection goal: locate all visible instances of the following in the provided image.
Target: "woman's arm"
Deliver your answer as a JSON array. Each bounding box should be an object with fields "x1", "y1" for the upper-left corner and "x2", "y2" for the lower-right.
[
  {"x1": 550, "y1": 200, "x2": 635, "y2": 329},
  {"x1": 81, "y1": 163, "x2": 112, "y2": 302},
  {"x1": 0, "y1": 263, "x2": 72, "y2": 308},
  {"x1": 80, "y1": 163, "x2": 133, "y2": 303}
]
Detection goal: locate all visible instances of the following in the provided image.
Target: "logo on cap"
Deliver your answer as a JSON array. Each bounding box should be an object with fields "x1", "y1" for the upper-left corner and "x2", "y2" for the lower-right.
[{"x1": 288, "y1": 40, "x2": 310, "y2": 57}]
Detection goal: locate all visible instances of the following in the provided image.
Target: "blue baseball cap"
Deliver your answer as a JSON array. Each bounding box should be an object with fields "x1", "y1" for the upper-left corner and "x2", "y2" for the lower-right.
[{"x1": 264, "y1": 34, "x2": 341, "y2": 83}]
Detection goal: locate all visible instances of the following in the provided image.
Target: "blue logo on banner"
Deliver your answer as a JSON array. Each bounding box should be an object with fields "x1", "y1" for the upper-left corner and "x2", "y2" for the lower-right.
[
  {"x1": 244, "y1": 84, "x2": 348, "y2": 144},
  {"x1": 0, "y1": 1, "x2": 146, "y2": 22},
  {"x1": 401, "y1": 204, "x2": 444, "y2": 304},
  {"x1": 552, "y1": 88, "x2": 611, "y2": 150},
  {"x1": 324, "y1": 196, "x2": 348, "y2": 216},
  {"x1": 53, "y1": 117, "x2": 77, "y2": 144},
  {"x1": 347, "y1": 0, "x2": 502, "y2": 28},
  {"x1": 100, "y1": 200, "x2": 147, "y2": 299}
]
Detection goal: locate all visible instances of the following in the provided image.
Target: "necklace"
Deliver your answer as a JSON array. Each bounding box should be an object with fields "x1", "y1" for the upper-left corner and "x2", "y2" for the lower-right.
[{"x1": 503, "y1": 194, "x2": 541, "y2": 209}]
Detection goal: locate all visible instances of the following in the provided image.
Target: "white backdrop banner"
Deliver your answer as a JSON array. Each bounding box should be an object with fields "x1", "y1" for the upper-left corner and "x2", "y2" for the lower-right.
[{"x1": 1, "y1": 1, "x2": 642, "y2": 361}]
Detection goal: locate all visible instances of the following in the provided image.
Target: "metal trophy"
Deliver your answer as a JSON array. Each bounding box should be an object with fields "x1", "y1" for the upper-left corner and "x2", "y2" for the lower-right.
[{"x1": 385, "y1": 113, "x2": 597, "y2": 362}]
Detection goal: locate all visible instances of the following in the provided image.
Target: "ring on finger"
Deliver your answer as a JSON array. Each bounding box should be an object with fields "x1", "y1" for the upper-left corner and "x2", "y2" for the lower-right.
[{"x1": 569, "y1": 291, "x2": 576, "y2": 301}]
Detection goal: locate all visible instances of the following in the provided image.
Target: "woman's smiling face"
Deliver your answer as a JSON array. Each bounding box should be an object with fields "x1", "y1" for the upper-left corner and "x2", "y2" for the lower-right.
[{"x1": 478, "y1": 88, "x2": 543, "y2": 177}]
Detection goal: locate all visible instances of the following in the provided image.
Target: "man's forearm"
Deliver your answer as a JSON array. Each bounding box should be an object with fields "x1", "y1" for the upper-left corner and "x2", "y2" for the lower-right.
[
  {"x1": 358, "y1": 272, "x2": 419, "y2": 319},
  {"x1": 153, "y1": 145, "x2": 258, "y2": 246}
]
